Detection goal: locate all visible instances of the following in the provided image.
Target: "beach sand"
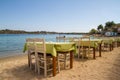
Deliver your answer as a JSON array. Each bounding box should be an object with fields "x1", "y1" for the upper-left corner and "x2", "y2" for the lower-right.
[{"x1": 0, "y1": 47, "x2": 120, "y2": 80}]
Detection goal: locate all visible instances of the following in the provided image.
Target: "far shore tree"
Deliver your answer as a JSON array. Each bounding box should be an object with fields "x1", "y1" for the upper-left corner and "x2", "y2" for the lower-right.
[
  {"x1": 104, "y1": 21, "x2": 116, "y2": 31},
  {"x1": 97, "y1": 24, "x2": 103, "y2": 34},
  {"x1": 89, "y1": 21, "x2": 119, "y2": 35},
  {"x1": 89, "y1": 28, "x2": 98, "y2": 34}
]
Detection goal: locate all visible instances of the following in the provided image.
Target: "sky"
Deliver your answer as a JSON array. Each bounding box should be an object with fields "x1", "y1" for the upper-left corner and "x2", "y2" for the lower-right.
[{"x1": 0, "y1": 0, "x2": 120, "y2": 32}]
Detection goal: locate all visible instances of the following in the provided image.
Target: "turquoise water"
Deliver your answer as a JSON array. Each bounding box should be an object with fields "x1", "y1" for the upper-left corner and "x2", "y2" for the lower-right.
[{"x1": 0, "y1": 34, "x2": 82, "y2": 57}]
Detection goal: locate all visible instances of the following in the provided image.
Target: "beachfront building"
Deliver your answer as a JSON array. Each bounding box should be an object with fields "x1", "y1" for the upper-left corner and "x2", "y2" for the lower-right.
[
  {"x1": 105, "y1": 31, "x2": 117, "y2": 36},
  {"x1": 117, "y1": 24, "x2": 120, "y2": 35},
  {"x1": 117, "y1": 28, "x2": 120, "y2": 36},
  {"x1": 104, "y1": 23, "x2": 120, "y2": 36}
]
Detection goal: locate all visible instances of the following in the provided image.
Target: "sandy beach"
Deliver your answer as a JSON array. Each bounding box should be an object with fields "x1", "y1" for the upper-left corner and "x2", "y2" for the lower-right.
[{"x1": 0, "y1": 47, "x2": 120, "y2": 80}]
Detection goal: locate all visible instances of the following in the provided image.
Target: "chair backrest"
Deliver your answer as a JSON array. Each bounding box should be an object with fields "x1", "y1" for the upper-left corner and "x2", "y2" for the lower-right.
[
  {"x1": 34, "y1": 38, "x2": 46, "y2": 59},
  {"x1": 80, "y1": 36, "x2": 91, "y2": 51},
  {"x1": 26, "y1": 38, "x2": 46, "y2": 54},
  {"x1": 34, "y1": 38, "x2": 46, "y2": 53},
  {"x1": 26, "y1": 38, "x2": 35, "y2": 52},
  {"x1": 80, "y1": 36, "x2": 90, "y2": 45},
  {"x1": 56, "y1": 36, "x2": 66, "y2": 42}
]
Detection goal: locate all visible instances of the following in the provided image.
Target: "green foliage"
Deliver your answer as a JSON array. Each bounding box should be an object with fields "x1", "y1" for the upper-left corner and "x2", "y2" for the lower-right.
[
  {"x1": 104, "y1": 21, "x2": 116, "y2": 31},
  {"x1": 97, "y1": 24, "x2": 103, "y2": 32},
  {"x1": 89, "y1": 21, "x2": 119, "y2": 35},
  {"x1": 0, "y1": 29, "x2": 87, "y2": 34},
  {"x1": 89, "y1": 28, "x2": 98, "y2": 34}
]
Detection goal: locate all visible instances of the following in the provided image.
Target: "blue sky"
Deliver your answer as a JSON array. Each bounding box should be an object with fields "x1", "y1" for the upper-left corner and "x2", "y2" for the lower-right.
[{"x1": 0, "y1": 0, "x2": 120, "y2": 32}]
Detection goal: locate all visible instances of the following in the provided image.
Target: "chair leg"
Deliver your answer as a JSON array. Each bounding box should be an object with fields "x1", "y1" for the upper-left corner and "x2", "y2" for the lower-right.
[
  {"x1": 57, "y1": 57, "x2": 60, "y2": 72},
  {"x1": 82, "y1": 48, "x2": 84, "y2": 59},
  {"x1": 28, "y1": 53, "x2": 30, "y2": 67},
  {"x1": 82, "y1": 48, "x2": 86, "y2": 59},
  {"x1": 30, "y1": 55, "x2": 32, "y2": 69},
  {"x1": 44, "y1": 60, "x2": 47, "y2": 77},
  {"x1": 87, "y1": 48, "x2": 90, "y2": 58},
  {"x1": 35, "y1": 54, "x2": 37, "y2": 73},
  {"x1": 78, "y1": 53, "x2": 79, "y2": 59},
  {"x1": 64, "y1": 54, "x2": 67, "y2": 69},
  {"x1": 78, "y1": 48, "x2": 80, "y2": 59},
  {"x1": 37, "y1": 60, "x2": 40, "y2": 74}
]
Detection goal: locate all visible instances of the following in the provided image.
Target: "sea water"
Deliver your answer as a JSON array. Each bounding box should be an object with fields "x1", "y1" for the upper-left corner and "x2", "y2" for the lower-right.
[{"x1": 0, "y1": 34, "x2": 82, "y2": 58}]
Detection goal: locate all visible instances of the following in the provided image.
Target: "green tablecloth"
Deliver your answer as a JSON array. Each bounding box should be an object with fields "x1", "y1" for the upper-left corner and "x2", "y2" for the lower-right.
[
  {"x1": 23, "y1": 42, "x2": 76, "y2": 57},
  {"x1": 74, "y1": 39, "x2": 102, "y2": 48},
  {"x1": 115, "y1": 37, "x2": 120, "y2": 42},
  {"x1": 102, "y1": 38, "x2": 114, "y2": 44}
]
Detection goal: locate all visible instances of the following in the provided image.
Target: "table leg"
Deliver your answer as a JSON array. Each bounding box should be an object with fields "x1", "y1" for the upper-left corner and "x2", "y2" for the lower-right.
[
  {"x1": 28, "y1": 52, "x2": 30, "y2": 67},
  {"x1": 93, "y1": 47, "x2": 95, "y2": 59},
  {"x1": 118, "y1": 42, "x2": 120, "y2": 47},
  {"x1": 109, "y1": 44, "x2": 112, "y2": 51},
  {"x1": 117, "y1": 42, "x2": 118, "y2": 47},
  {"x1": 70, "y1": 51, "x2": 73, "y2": 68},
  {"x1": 112, "y1": 42, "x2": 114, "y2": 50},
  {"x1": 112, "y1": 44, "x2": 113, "y2": 50},
  {"x1": 119, "y1": 42, "x2": 120, "y2": 47},
  {"x1": 99, "y1": 43, "x2": 101, "y2": 57},
  {"x1": 53, "y1": 56, "x2": 56, "y2": 76}
]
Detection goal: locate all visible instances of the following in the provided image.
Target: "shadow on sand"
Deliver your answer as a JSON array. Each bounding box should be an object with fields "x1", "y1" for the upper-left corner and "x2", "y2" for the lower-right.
[{"x1": 0, "y1": 62, "x2": 55, "y2": 80}]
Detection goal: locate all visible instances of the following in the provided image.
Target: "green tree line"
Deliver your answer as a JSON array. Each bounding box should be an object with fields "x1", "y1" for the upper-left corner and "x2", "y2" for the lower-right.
[
  {"x1": 89, "y1": 21, "x2": 120, "y2": 34},
  {"x1": 0, "y1": 29, "x2": 88, "y2": 34}
]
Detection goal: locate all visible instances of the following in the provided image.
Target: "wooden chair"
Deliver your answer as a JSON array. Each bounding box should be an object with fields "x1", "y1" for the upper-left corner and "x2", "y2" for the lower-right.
[
  {"x1": 26, "y1": 38, "x2": 35, "y2": 69},
  {"x1": 102, "y1": 38, "x2": 111, "y2": 51},
  {"x1": 56, "y1": 36, "x2": 66, "y2": 42},
  {"x1": 34, "y1": 38, "x2": 60, "y2": 77},
  {"x1": 78, "y1": 36, "x2": 91, "y2": 59},
  {"x1": 56, "y1": 36, "x2": 70, "y2": 69}
]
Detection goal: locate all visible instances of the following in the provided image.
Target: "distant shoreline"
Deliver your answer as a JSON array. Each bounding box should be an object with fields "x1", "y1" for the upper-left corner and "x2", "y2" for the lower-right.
[{"x1": 0, "y1": 29, "x2": 88, "y2": 34}]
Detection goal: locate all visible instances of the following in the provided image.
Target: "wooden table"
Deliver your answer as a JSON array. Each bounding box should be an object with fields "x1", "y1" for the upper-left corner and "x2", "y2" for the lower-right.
[
  {"x1": 52, "y1": 50, "x2": 74, "y2": 76},
  {"x1": 74, "y1": 39, "x2": 103, "y2": 59},
  {"x1": 23, "y1": 42, "x2": 76, "y2": 76},
  {"x1": 102, "y1": 38, "x2": 114, "y2": 51}
]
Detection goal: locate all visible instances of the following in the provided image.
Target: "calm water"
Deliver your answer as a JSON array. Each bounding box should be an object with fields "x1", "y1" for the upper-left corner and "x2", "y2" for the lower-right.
[{"x1": 0, "y1": 34, "x2": 82, "y2": 58}]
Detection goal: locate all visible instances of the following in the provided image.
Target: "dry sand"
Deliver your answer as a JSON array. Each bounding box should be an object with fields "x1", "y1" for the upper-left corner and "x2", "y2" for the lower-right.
[{"x1": 0, "y1": 47, "x2": 120, "y2": 80}]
